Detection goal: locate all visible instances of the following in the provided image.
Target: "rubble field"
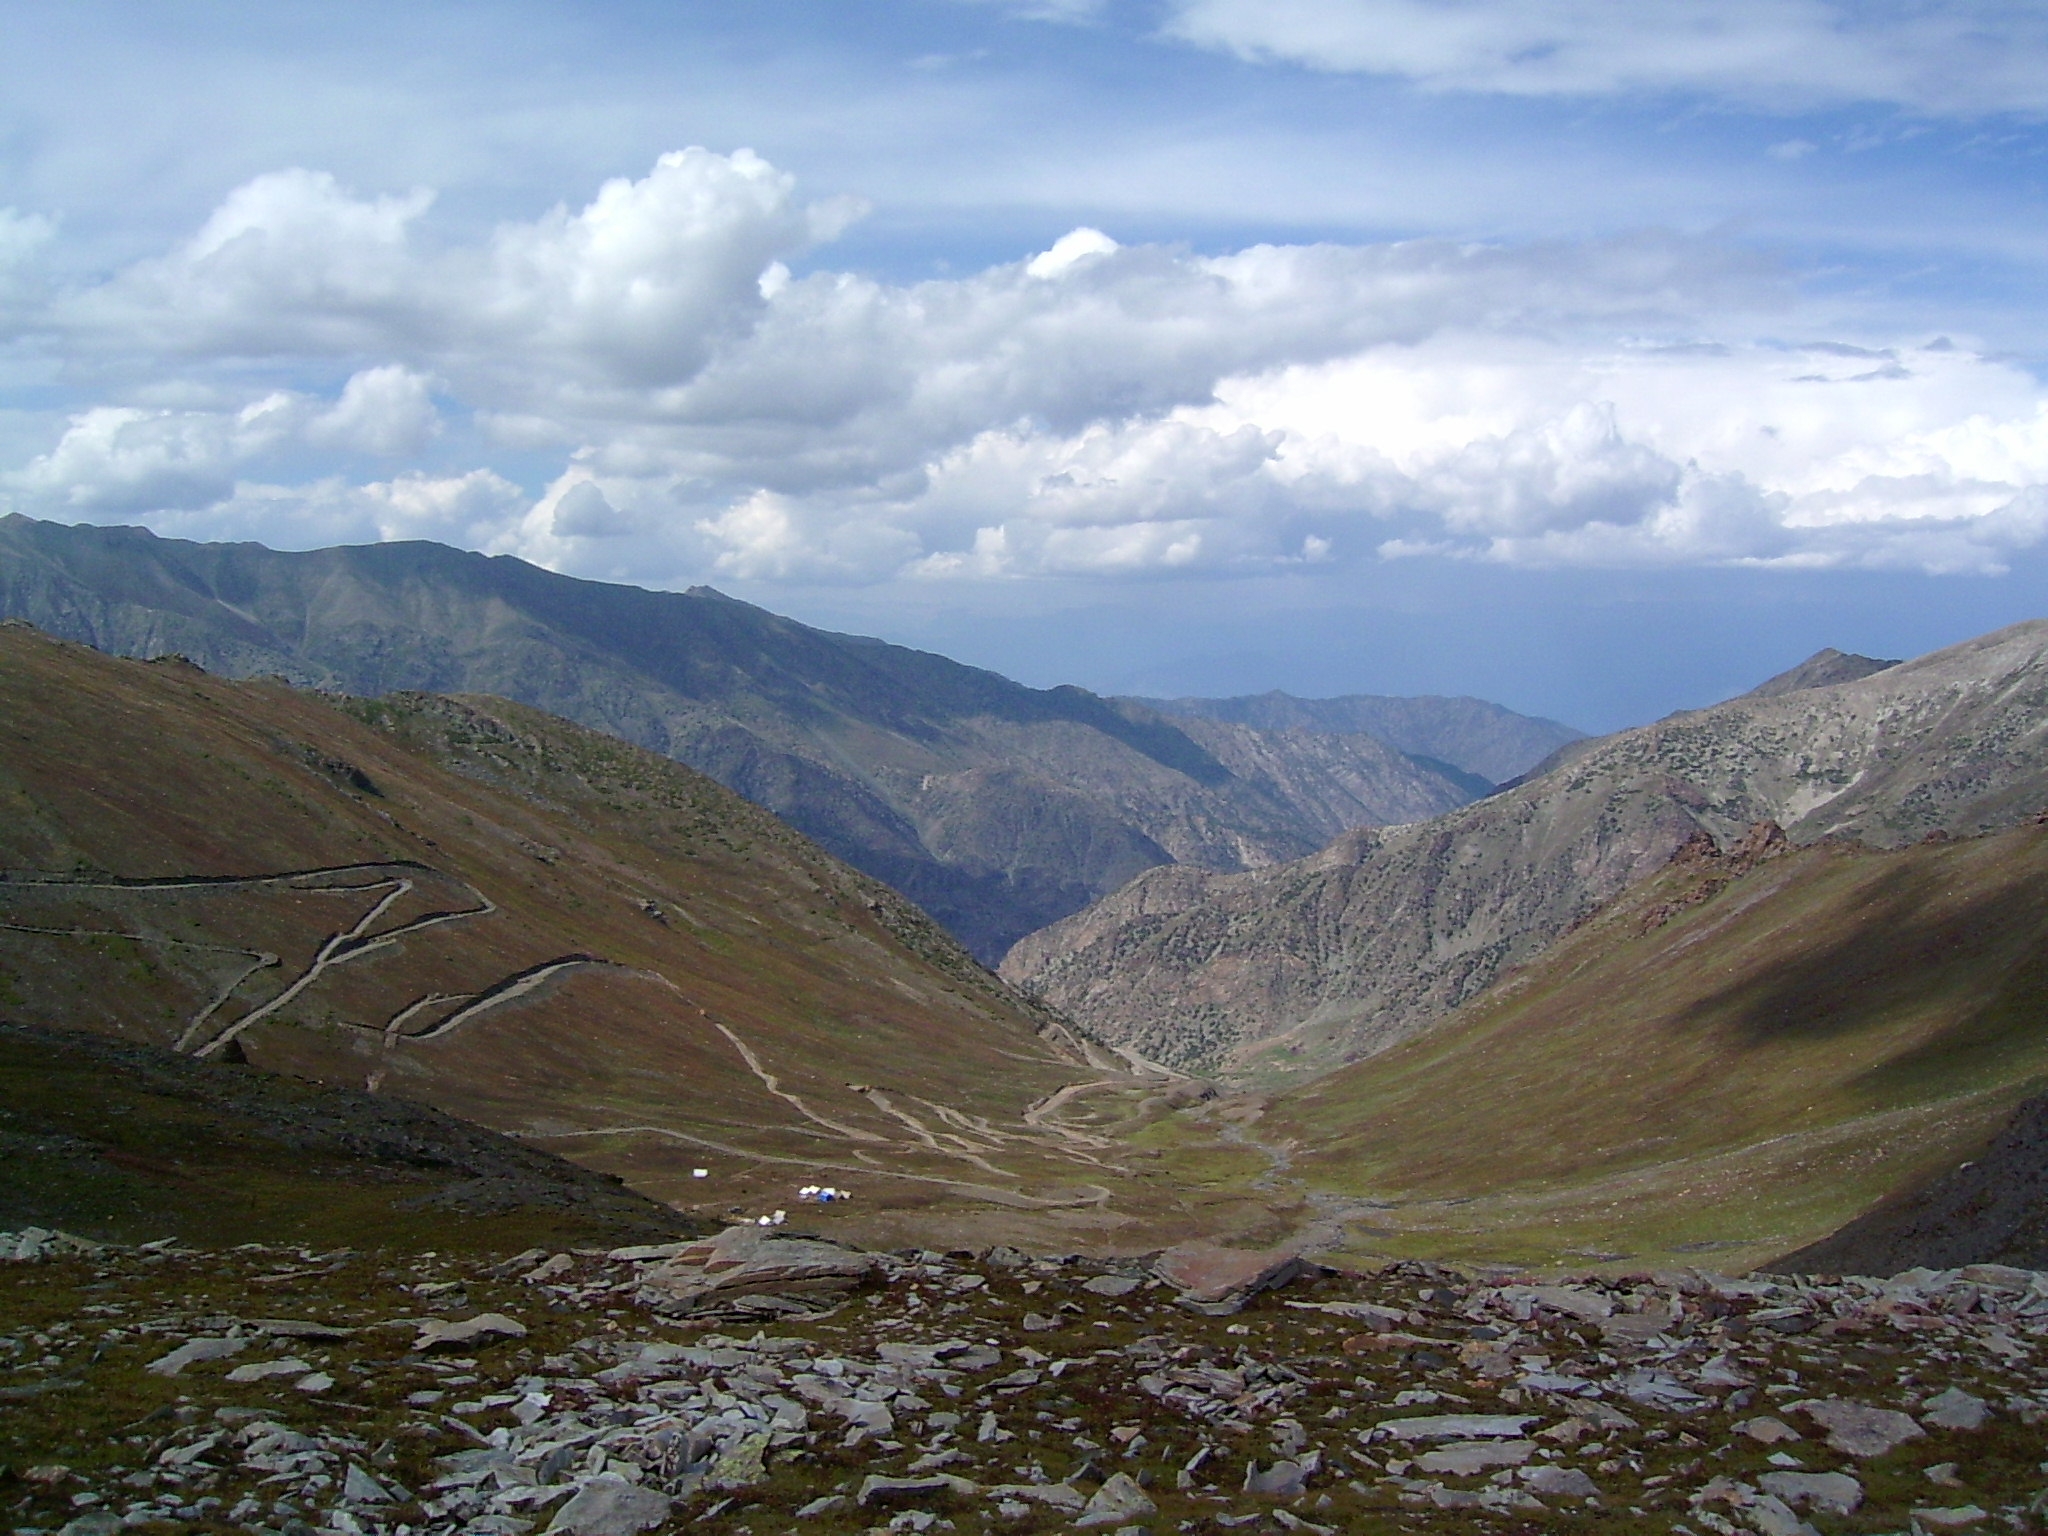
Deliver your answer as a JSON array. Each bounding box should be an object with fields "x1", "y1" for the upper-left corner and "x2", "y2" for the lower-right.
[{"x1": 3, "y1": 1226, "x2": 2045, "y2": 1536}]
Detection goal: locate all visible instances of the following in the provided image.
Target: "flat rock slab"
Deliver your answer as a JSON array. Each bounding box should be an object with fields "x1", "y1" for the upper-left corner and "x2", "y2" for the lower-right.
[
  {"x1": 1416, "y1": 1439, "x2": 1536, "y2": 1476},
  {"x1": 1734, "y1": 1416, "x2": 1802, "y2": 1444},
  {"x1": 1797, "y1": 1398, "x2": 1925, "y2": 1458},
  {"x1": 982, "y1": 1483, "x2": 1084, "y2": 1512},
  {"x1": 1913, "y1": 1507, "x2": 1989, "y2": 1530},
  {"x1": 858, "y1": 1473, "x2": 978, "y2": 1505},
  {"x1": 146, "y1": 1337, "x2": 249, "y2": 1376},
  {"x1": 546, "y1": 1478, "x2": 669, "y2": 1536},
  {"x1": 1502, "y1": 1284, "x2": 1613, "y2": 1321},
  {"x1": 1759, "y1": 1471, "x2": 1863, "y2": 1515},
  {"x1": 250, "y1": 1318, "x2": 354, "y2": 1340},
  {"x1": 416, "y1": 1313, "x2": 527, "y2": 1350},
  {"x1": 1082, "y1": 1274, "x2": 1143, "y2": 1297},
  {"x1": 1921, "y1": 1387, "x2": 1989, "y2": 1431},
  {"x1": 1378, "y1": 1414, "x2": 1537, "y2": 1441},
  {"x1": 1154, "y1": 1242, "x2": 1307, "y2": 1308},
  {"x1": 226, "y1": 1357, "x2": 311, "y2": 1383}
]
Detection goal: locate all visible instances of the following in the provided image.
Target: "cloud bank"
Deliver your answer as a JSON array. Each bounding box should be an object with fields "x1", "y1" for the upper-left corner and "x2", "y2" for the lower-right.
[
  {"x1": 1159, "y1": 0, "x2": 2048, "y2": 116},
  {"x1": 5, "y1": 147, "x2": 2048, "y2": 584}
]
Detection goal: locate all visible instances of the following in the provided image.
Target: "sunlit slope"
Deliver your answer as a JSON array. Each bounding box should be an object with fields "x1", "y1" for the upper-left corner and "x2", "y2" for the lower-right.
[
  {"x1": 1257, "y1": 821, "x2": 2048, "y2": 1269},
  {"x1": 0, "y1": 625, "x2": 1167, "y2": 1249}
]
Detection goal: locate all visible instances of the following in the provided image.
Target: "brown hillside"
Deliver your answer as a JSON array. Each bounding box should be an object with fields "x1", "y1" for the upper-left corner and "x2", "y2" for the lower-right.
[{"x1": 0, "y1": 624, "x2": 1202, "y2": 1252}]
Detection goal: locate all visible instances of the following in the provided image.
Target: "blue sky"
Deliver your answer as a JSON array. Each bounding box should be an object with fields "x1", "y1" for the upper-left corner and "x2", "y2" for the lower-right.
[{"x1": 4, "y1": 1, "x2": 2048, "y2": 728}]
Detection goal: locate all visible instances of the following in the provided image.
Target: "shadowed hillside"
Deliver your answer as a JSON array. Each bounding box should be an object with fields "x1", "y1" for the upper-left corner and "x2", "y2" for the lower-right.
[
  {"x1": 1133, "y1": 689, "x2": 1583, "y2": 785},
  {"x1": 0, "y1": 1021, "x2": 702, "y2": 1251}
]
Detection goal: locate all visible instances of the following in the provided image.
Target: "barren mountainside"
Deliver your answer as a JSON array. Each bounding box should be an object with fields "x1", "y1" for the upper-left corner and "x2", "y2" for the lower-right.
[
  {"x1": 1005, "y1": 620, "x2": 2048, "y2": 1078},
  {"x1": 1133, "y1": 689, "x2": 1584, "y2": 785},
  {"x1": 0, "y1": 514, "x2": 1493, "y2": 961}
]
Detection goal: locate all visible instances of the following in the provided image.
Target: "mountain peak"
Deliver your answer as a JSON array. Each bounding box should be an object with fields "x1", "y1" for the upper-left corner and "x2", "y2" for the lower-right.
[{"x1": 1742, "y1": 646, "x2": 1901, "y2": 700}]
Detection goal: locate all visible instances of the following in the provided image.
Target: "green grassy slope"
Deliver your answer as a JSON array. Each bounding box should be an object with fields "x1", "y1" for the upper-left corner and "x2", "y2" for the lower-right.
[{"x1": 1245, "y1": 820, "x2": 2048, "y2": 1269}]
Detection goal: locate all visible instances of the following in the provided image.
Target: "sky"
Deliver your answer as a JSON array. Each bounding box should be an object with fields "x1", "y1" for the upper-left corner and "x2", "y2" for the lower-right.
[{"x1": 4, "y1": 2, "x2": 2048, "y2": 730}]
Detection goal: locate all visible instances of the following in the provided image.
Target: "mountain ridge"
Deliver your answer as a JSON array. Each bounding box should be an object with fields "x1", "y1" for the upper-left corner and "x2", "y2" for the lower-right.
[
  {"x1": 0, "y1": 514, "x2": 1523, "y2": 961},
  {"x1": 1131, "y1": 689, "x2": 1584, "y2": 784}
]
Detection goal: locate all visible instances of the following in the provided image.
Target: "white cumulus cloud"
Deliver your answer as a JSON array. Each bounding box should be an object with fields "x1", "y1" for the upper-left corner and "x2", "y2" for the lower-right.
[
  {"x1": 7, "y1": 148, "x2": 2048, "y2": 583},
  {"x1": 307, "y1": 365, "x2": 441, "y2": 457}
]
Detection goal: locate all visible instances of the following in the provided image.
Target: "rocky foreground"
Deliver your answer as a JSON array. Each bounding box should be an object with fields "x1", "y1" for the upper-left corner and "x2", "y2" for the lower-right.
[{"x1": 3, "y1": 1227, "x2": 2046, "y2": 1536}]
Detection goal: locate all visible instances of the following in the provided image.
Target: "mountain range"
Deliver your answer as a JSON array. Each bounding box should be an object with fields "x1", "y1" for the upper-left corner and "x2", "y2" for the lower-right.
[
  {"x1": 0, "y1": 515, "x2": 1567, "y2": 962},
  {"x1": 1003, "y1": 621, "x2": 2048, "y2": 1079},
  {"x1": 5, "y1": 603, "x2": 2047, "y2": 1273}
]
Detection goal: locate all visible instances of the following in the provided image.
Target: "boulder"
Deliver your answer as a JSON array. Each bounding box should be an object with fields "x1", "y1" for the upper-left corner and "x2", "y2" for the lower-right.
[
  {"x1": 635, "y1": 1227, "x2": 875, "y2": 1314},
  {"x1": 1075, "y1": 1472, "x2": 1157, "y2": 1526},
  {"x1": 1521, "y1": 1465, "x2": 1599, "y2": 1499},
  {"x1": 1758, "y1": 1471, "x2": 1862, "y2": 1515},
  {"x1": 705, "y1": 1430, "x2": 771, "y2": 1489},
  {"x1": 1154, "y1": 1241, "x2": 1308, "y2": 1312},
  {"x1": 342, "y1": 1464, "x2": 395, "y2": 1504},
  {"x1": 1796, "y1": 1398, "x2": 1925, "y2": 1458}
]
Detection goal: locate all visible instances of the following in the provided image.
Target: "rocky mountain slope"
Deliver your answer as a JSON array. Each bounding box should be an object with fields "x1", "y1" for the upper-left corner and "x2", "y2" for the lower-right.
[
  {"x1": 0, "y1": 623, "x2": 1245, "y2": 1253},
  {"x1": 1133, "y1": 689, "x2": 1584, "y2": 785},
  {"x1": 1004, "y1": 620, "x2": 2048, "y2": 1078},
  {"x1": 8, "y1": 1231, "x2": 2044, "y2": 1536},
  {"x1": 0, "y1": 514, "x2": 1485, "y2": 961}
]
